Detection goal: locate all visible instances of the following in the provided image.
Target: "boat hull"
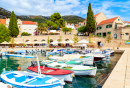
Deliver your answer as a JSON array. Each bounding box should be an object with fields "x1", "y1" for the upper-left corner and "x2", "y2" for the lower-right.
[
  {"x1": 27, "y1": 70, "x2": 73, "y2": 83},
  {"x1": 72, "y1": 68, "x2": 97, "y2": 76},
  {"x1": 1, "y1": 71, "x2": 64, "y2": 88}
]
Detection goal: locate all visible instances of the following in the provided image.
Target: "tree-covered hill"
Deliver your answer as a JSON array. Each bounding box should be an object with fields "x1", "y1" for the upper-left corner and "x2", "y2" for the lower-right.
[{"x1": 0, "y1": 7, "x2": 85, "y2": 24}]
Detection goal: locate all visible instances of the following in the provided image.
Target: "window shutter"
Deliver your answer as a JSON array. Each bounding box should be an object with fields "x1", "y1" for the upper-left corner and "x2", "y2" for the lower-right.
[
  {"x1": 110, "y1": 25, "x2": 112, "y2": 27},
  {"x1": 106, "y1": 25, "x2": 108, "y2": 28},
  {"x1": 115, "y1": 24, "x2": 117, "y2": 29}
]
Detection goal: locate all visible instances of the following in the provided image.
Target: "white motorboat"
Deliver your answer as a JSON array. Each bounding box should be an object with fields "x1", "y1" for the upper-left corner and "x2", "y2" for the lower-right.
[{"x1": 46, "y1": 62, "x2": 97, "y2": 77}]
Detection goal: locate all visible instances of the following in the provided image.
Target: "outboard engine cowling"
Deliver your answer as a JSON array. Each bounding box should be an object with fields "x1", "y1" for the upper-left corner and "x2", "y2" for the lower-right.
[{"x1": 31, "y1": 61, "x2": 36, "y2": 67}]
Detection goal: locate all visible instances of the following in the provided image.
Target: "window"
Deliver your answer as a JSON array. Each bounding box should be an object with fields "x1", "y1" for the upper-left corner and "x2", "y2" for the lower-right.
[
  {"x1": 106, "y1": 24, "x2": 112, "y2": 28},
  {"x1": 126, "y1": 33, "x2": 129, "y2": 35},
  {"x1": 19, "y1": 31, "x2": 21, "y2": 33},
  {"x1": 114, "y1": 34, "x2": 117, "y2": 39},
  {"x1": 107, "y1": 32, "x2": 111, "y2": 34},
  {"x1": 97, "y1": 26, "x2": 102, "y2": 30},
  {"x1": 72, "y1": 24, "x2": 73, "y2": 26},
  {"x1": 118, "y1": 19, "x2": 120, "y2": 21},
  {"x1": 19, "y1": 26, "x2": 20, "y2": 28},
  {"x1": 103, "y1": 32, "x2": 106, "y2": 38}
]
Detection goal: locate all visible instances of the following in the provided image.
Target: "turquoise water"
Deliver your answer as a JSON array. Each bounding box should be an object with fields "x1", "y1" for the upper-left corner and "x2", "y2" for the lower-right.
[{"x1": 0, "y1": 53, "x2": 122, "y2": 88}]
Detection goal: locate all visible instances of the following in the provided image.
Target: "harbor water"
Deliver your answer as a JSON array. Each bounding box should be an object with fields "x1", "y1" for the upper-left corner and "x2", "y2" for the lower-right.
[{"x1": 0, "y1": 52, "x2": 122, "y2": 88}]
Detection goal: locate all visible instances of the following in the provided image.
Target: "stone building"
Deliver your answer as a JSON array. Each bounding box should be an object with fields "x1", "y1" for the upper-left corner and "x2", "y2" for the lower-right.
[
  {"x1": 124, "y1": 21, "x2": 130, "y2": 26},
  {"x1": 0, "y1": 18, "x2": 37, "y2": 37},
  {"x1": 22, "y1": 21, "x2": 37, "y2": 36}
]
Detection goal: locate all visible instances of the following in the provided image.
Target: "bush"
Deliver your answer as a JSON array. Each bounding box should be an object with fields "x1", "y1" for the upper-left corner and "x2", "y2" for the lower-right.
[
  {"x1": 126, "y1": 25, "x2": 130, "y2": 27},
  {"x1": 50, "y1": 33, "x2": 54, "y2": 35},
  {"x1": 103, "y1": 36, "x2": 106, "y2": 38},
  {"x1": 23, "y1": 44, "x2": 26, "y2": 47},
  {"x1": 21, "y1": 32, "x2": 31, "y2": 36}
]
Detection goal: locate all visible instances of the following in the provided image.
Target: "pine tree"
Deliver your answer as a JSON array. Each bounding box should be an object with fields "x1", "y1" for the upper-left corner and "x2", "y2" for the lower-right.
[
  {"x1": 9, "y1": 11, "x2": 19, "y2": 38},
  {"x1": 86, "y1": 3, "x2": 96, "y2": 34}
]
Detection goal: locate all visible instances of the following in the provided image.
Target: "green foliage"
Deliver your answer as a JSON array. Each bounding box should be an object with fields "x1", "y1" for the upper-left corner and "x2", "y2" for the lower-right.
[
  {"x1": 38, "y1": 23, "x2": 48, "y2": 35},
  {"x1": 50, "y1": 12, "x2": 65, "y2": 28},
  {"x1": 0, "y1": 7, "x2": 21, "y2": 19},
  {"x1": 10, "y1": 37, "x2": 15, "y2": 44},
  {"x1": 62, "y1": 27, "x2": 73, "y2": 34},
  {"x1": 62, "y1": 15, "x2": 85, "y2": 24},
  {"x1": 23, "y1": 44, "x2": 26, "y2": 47},
  {"x1": 9, "y1": 11, "x2": 19, "y2": 37},
  {"x1": 72, "y1": 34, "x2": 79, "y2": 44},
  {"x1": 106, "y1": 34, "x2": 112, "y2": 43},
  {"x1": 50, "y1": 33, "x2": 54, "y2": 35},
  {"x1": 46, "y1": 21, "x2": 54, "y2": 27},
  {"x1": 24, "y1": 18, "x2": 47, "y2": 23},
  {"x1": 126, "y1": 25, "x2": 130, "y2": 27},
  {"x1": 0, "y1": 24, "x2": 11, "y2": 43},
  {"x1": 58, "y1": 36, "x2": 62, "y2": 42},
  {"x1": 89, "y1": 33, "x2": 93, "y2": 43},
  {"x1": 103, "y1": 36, "x2": 106, "y2": 38},
  {"x1": 51, "y1": 23, "x2": 58, "y2": 30},
  {"x1": 21, "y1": 32, "x2": 31, "y2": 36},
  {"x1": 86, "y1": 3, "x2": 96, "y2": 33},
  {"x1": 78, "y1": 26, "x2": 86, "y2": 33},
  {"x1": 47, "y1": 36, "x2": 50, "y2": 46}
]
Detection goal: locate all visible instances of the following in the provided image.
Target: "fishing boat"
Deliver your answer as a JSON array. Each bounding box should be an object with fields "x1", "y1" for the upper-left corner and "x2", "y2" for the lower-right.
[
  {"x1": 42, "y1": 60, "x2": 83, "y2": 66},
  {"x1": 45, "y1": 62, "x2": 97, "y2": 77},
  {"x1": 1, "y1": 70, "x2": 65, "y2": 88},
  {"x1": 27, "y1": 62, "x2": 74, "y2": 83},
  {"x1": 14, "y1": 50, "x2": 26, "y2": 54},
  {"x1": 5, "y1": 54, "x2": 36, "y2": 58},
  {"x1": 46, "y1": 48, "x2": 59, "y2": 56},
  {"x1": 48, "y1": 54, "x2": 94, "y2": 65}
]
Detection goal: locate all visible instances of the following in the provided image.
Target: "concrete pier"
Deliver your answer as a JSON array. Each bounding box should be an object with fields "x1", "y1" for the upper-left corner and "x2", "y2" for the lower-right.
[{"x1": 103, "y1": 48, "x2": 130, "y2": 88}]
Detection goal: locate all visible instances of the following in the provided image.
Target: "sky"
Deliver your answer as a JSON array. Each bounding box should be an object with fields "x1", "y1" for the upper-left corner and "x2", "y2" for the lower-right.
[{"x1": 0, "y1": 0, "x2": 130, "y2": 21}]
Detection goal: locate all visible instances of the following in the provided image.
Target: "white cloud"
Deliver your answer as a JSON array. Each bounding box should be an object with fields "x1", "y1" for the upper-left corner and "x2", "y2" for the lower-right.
[{"x1": 0, "y1": 0, "x2": 129, "y2": 21}]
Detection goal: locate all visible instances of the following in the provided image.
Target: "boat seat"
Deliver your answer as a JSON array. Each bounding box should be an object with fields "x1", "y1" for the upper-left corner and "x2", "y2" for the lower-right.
[
  {"x1": 15, "y1": 75, "x2": 26, "y2": 82},
  {"x1": 43, "y1": 70, "x2": 54, "y2": 73}
]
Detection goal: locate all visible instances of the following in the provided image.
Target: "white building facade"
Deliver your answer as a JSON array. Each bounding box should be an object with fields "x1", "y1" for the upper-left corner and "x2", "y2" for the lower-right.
[
  {"x1": 65, "y1": 21, "x2": 75, "y2": 29},
  {"x1": 22, "y1": 21, "x2": 37, "y2": 36},
  {"x1": 124, "y1": 21, "x2": 130, "y2": 26}
]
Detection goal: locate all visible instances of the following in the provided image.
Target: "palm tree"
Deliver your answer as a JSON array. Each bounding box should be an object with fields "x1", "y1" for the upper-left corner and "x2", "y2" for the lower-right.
[{"x1": 37, "y1": 23, "x2": 48, "y2": 35}]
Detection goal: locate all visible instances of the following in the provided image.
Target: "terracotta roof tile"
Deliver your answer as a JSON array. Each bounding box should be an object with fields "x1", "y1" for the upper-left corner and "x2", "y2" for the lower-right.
[
  {"x1": 75, "y1": 24, "x2": 78, "y2": 27},
  {"x1": 94, "y1": 12, "x2": 101, "y2": 17},
  {"x1": 98, "y1": 17, "x2": 118, "y2": 25},
  {"x1": 0, "y1": 19, "x2": 6, "y2": 24},
  {"x1": 22, "y1": 21, "x2": 37, "y2": 25},
  {"x1": 83, "y1": 20, "x2": 86, "y2": 22},
  {"x1": 124, "y1": 21, "x2": 130, "y2": 23}
]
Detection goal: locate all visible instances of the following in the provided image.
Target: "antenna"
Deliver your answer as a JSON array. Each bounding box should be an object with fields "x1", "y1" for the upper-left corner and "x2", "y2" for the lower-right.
[{"x1": 36, "y1": 55, "x2": 41, "y2": 75}]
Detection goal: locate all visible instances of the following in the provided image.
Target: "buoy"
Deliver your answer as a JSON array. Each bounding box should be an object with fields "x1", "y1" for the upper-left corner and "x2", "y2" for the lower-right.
[{"x1": 17, "y1": 65, "x2": 21, "y2": 71}]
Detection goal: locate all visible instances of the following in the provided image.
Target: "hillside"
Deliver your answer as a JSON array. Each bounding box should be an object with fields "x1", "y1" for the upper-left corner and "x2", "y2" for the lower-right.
[
  {"x1": 0, "y1": 7, "x2": 21, "y2": 19},
  {"x1": 62, "y1": 15, "x2": 85, "y2": 24},
  {"x1": 21, "y1": 15, "x2": 85, "y2": 24},
  {"x1": 0, "y1": 7, "x2": 85, "y2": 24}
]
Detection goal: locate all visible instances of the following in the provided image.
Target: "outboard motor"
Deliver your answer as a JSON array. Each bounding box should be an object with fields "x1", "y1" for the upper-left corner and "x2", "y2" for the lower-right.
[
  {"x1": 31, "y1": 61, "x2": 36, "y2": 67},
  {"x1": 102, "y1": 50, "x2": 106, "y2": 54}
]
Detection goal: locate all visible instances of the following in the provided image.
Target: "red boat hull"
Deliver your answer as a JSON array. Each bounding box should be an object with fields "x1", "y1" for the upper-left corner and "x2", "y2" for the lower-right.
[{"x1": 27, "y1": 66, "x2": 73, "y2": 75}]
